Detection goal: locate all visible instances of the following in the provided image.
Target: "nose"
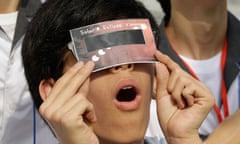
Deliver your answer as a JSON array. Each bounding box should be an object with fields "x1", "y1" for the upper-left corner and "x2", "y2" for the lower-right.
[{"x1": 110, "y1": 64, "x2": 134, "y2": 73}]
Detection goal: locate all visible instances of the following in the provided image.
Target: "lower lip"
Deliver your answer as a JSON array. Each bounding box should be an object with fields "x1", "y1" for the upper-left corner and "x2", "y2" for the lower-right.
[{"x1": 113, "y1": 95, "x2": 141, "y2": 111}]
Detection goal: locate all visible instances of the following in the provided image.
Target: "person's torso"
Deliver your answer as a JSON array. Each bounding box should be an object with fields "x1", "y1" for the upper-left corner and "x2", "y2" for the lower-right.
[
  {"x1": 0, "y1": 1, "x2": 58, "y2": 143},
  {"x1": 146, "y1": 12, "x2": 240, "y2": 139}
]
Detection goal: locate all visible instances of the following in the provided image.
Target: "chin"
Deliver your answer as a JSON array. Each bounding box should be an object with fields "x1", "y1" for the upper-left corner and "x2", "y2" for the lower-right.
[
  {"x1": 94, "y1": 119, "x2": 147, "y2": 144},
  {"x1": 97, "y1": 131, "x2": 145, "y2": 144}
]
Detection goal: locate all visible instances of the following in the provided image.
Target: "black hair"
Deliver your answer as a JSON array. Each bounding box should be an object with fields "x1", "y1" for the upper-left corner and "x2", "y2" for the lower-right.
[
  {"x1": 22, "y1": 0, "x2": 159, "y2": 108},
  {"x1": 157, "y1": 0, "x2": 171, "y2": 25}
]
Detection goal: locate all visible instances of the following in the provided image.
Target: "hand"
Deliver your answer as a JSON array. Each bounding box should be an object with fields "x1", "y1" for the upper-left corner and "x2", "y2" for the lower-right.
[
  {"x1": 154, "y1": 51, "x2": 214, "y2": 144},
  {"x1": 39, "y1": 61, "x2": 99, "y2": 144}
]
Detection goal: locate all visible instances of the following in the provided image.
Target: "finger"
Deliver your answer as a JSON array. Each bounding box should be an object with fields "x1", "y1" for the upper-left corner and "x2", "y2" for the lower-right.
[
  {"x1": 41, "y1": 80, "x2": 92, "y2": 125},
  {"x1": 39, "y1": 61, "x2": 84, "y2": 115},
  {"x1": 40, "y1": 61, "x2": 94, "y2": 116},
  {"x1": 61, "y1": 98, "x2": 97, "y2": 144},
  {"x1": 52, "y1": 61, "x2": 94, "y2": 101},
  {"x1": 41, "y1": 92, "x2": 82, "y2": 124},
  {"x1": 46, "y1": 61, "x2": 84, "y2": 101},
  {"x1": 155, "y1": 62, "x2": 178, "y2": 133},
  {"x1": 182, "y1": 81, "x2": 214, "y2": 109},
  {"x1": 77, "y1": 77, "x2": 90, "y2": 98},
  {"x1": 154, "y1": 50, "x2": 181, "y2": 72},
  {"x1": 75, "y1": 78, "x2": 96, "y2": 123},
  {"x1": 155, "y1": 50, "x2": 185, "y2": 92},
  {"x1": 63, "y1": 95, "x2": 97, "y2": 127},
  {"x1": 155, "y1": 50, "x2": 196, "y2": 81},
  {"x1": 167, "y1": 66, "x2": 182, "y2": 92},
  {"x1": 169, "y1": 76, "x2": 187, "y2": 109},
  {"x1": 45, "y1": 95, "x2": 97, "y2": 144},
  {"x1": 155, "y1": 62, "x2": 169, "y2": 100},
  {"x1": 182, "y1": 94, "x2": 194, "y2": 107},
  {"x1": 181, "y1": 83, "x2": 195, "y2": 106},
  {"x1": 192, "y1": 83, "x2": 215, "y2": 110}
]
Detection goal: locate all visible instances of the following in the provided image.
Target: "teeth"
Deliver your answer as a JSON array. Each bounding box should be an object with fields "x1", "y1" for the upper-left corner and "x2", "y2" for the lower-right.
[{"x1": 121, "y1": 86, "x2": 133, "y2": 90}]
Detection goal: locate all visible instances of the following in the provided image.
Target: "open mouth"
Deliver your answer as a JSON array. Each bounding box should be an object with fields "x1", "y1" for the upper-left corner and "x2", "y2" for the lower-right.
[
  {"x1": 116, "y1": 86, "x2": 137, "y2": 102},
  {"x1": 114, "y1": 81, "x2": 141, "y2": 111}
]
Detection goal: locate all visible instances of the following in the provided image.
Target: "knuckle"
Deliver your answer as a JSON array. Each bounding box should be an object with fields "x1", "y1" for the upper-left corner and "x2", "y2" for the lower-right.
[
  {"x1": 172, "y1": 67, "x2": 182, "y2": 75},
  {"x1": 43, "y1": 110, "x2": 54, "y2": 121},
  {"x1": 88, "y1": 102, "x2": 94, "y2": 110},
  {"x1": 209, "y1": 94, "x2": 215, "y2": 106},
  {"x1": 177, "y1": 76, "x2": 186, "y2": 84},
  {"x1": 39, "y1": 104, "x2": 52, "y2": 120},
  {"x1": 60, "y1": 115, "x2": 72, "y2": 125},
  {"x1": 39, "y1": 104, "x2": 46, "y2": 116},
  {"x1": 51, "y1": 111, "x2": 63, "y2": 123}
]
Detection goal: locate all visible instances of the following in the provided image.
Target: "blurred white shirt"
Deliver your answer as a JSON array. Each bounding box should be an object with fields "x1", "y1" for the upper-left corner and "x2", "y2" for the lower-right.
[{"x1": 0, "y1": 10, "x2": 58, "y2": 144}]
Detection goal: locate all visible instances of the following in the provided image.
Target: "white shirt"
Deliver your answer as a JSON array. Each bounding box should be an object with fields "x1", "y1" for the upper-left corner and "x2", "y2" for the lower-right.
[
  {"x1": 0, "y1": 12, "x2": 58, "y2": 144},
  {"x1": 180, "y1": 53, "x2": 222, "y2": 135},
  {"x1": 180, "y1": 53, "x2": 239, "y2": 135}
]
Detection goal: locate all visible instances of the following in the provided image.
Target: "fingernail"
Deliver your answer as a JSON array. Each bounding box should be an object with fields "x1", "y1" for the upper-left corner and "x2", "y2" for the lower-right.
[
  {"x1": 85, "y1": 61, "x2": 95, "y2": 69},
  {"x1": 73, "y1": 61, "x2": 84, "y2": 69},
  {"x1": 178, "y1": 103, "x2": 185, "y2": 109},
  {"x1": 155, "y1": 50, "x2": 162, "y2": 55}
]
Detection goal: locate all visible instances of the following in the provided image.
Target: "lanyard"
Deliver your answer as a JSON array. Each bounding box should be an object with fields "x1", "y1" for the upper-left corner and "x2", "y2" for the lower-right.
[
  {"x1": 239, "y1": 72, "x2": 240, "y2": 109},
  {"x1": 33, "y1": 104, "x2": 36, "y2": 144},
  {"x1": 173, "y1": 40, "x2": 229, "y2": 123},
  {"x1": 238, "y1": 61, "x2": 240, "y2": 109}
]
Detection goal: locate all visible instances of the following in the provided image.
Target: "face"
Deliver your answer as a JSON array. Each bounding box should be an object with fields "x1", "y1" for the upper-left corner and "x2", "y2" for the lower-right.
[{"x1": 64, "y1": 51, "x2": 154, "y2": 143}]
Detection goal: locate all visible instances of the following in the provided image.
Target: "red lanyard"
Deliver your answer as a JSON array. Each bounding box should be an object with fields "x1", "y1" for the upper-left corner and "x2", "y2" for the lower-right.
[{"x1": 173, "y1": 40, "x2": 229, "y2": 123}]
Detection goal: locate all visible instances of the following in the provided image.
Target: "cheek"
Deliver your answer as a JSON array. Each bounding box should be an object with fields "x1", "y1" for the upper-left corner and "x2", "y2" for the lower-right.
[
  {"x1": 87, "y1": 83, "x2": 105, "y2": 106},
  {"x1": 141, "y1": 74, "x2": 153, "y2": 106},
  {"x1": 87, "y1": 77, "x2": 112, "y2": 113},
  {"x1": 87, "y1": 79, "x2": 117, "y2": 130},
  {"x1": 138, "y1": 64, "x2": 155, "y2": 93}
]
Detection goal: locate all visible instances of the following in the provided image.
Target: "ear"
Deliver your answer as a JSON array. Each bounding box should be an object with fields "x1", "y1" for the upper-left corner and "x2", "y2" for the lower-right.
[
  {"x1": 152, "y1": 76, "x2": 157, "y2": 99},
  {"x1": 39, "y1": 79, "x2": 55, "y2": 101}
]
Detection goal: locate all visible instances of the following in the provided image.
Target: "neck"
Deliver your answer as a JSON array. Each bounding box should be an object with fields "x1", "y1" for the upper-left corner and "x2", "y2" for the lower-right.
[
  {"x1": 0, "y1": 0, "x2": 20, "y2": 13},
  {"x1": 165, "y1": 0, "x2": 227, "y2": 59}
]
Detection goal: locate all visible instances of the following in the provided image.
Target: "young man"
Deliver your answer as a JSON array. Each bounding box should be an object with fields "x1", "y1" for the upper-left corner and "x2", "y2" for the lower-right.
[
  {"x1": 22, "y1": 0, "x2": 214, "y2": 143},
  {"x1": 0, "y1": 0, "x2": 57, "y2": 143},
  {"x1": 148, "y1": 0, "x2": 240, "y2": 141}
]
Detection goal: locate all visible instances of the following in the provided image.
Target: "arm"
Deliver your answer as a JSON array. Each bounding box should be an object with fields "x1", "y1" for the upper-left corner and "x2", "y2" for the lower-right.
[
  {"x1": 154, "y1": 51, "x2": 214, "y2": 144},
  {"x1": 204, "y1": 110, "x2": 240, "y2": 144}
]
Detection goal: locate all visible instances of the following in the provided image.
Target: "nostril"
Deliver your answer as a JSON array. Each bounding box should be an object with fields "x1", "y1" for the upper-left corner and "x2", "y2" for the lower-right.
[
  {"x1": 128, "y1": 64, "x2": 133, "y2": 69},
  {"x1": 126, "y1": 64, "x2": 134, "y2": 71},
  {"x1": 110, "y1": 64, "x2": 134, "y2": 73},
  {"x1": 115, "y1": 66, "x2": 121, "y2": 70}
]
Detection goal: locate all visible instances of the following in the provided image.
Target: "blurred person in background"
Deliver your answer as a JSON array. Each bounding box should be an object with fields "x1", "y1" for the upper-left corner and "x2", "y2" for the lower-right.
[
  {"x1": 147, "y1": 0, "x2": 240, "y2": 142},
  {"x1": 0, "y1": 0, "x2": 57, "y2": 143}
]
